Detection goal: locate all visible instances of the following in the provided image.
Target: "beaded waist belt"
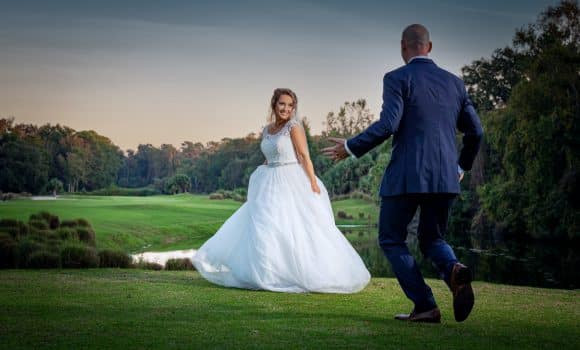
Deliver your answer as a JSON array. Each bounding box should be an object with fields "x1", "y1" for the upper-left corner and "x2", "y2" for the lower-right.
[{"x1": 267, "y1": 161, "x2": 299, "y2": 168}]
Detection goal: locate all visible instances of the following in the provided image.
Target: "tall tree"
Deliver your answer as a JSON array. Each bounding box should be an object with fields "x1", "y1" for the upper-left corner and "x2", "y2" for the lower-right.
[
  {"x1": 322, "y1": 99, "x2": 374, "y2": 138},
  {"x1": 477, "y1": 0, "x2": 580, "y2": 240}
]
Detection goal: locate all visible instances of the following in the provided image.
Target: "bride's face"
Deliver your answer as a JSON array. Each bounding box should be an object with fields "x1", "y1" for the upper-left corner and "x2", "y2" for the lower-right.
[{"x1": 274, "y1": 94, "x2": 295, "y2": 121}]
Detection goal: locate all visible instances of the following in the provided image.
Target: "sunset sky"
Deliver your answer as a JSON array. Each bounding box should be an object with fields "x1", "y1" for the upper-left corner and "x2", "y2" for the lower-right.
[{"x1": 0, "y1": 0, "x2": 557, "y2": 151}]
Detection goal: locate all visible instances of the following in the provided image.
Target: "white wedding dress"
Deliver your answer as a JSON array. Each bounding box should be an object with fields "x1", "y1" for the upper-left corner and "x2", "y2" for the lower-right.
[{"x1": 192, "y1": 119, "x2": 370, "y2": 293}]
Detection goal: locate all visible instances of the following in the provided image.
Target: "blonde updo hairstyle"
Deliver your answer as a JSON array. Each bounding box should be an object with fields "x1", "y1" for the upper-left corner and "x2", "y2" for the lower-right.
[{"x1": 268, "y1": 88, "x2": 298, "y2": 123}]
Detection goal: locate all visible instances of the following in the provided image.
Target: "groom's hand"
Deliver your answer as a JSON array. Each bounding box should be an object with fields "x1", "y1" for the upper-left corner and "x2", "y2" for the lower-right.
[{"x1": 321, "y1": 137, "x2": 349, "y2": 162}]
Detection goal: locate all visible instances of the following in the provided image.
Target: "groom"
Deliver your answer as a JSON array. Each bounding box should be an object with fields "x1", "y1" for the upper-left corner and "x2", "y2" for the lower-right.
[{"x1": 323, "y1": 24, "x2": 483, "y2": 323}]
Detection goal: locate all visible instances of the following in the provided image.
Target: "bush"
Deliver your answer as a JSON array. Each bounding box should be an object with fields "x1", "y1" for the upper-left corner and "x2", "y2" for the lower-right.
[
  {"x1": 0, "y1": 218, "x2": 20, "y2": 228},
  {"x1": 232, "y1": 188, "x2": 247, "y2": 202},
  {"x1": 231, "y1": 193, "x2": 245, "y2": 202},
  {"x1": 57, "y1": 228, "x2": 77, "y2": 241},
  {"x1": 76, "y1": 218, "x2": 90, "y2": 227},
  {"x1": 61, "y1": 245, "x2": 99, "y2": 268},
  {"x1": 28, "y1": 228, "x2": 55, "y2": 243},
  {"x1": 28, "y1": 219, "x2": 49, "y2": 230},
  {"x1": 209, "y1": 193, "x2": 225, "y2": 200},
  {"x1": 337, "y1": 211, "x2": 348, "y2": 219},
  {"x1": 27, "y1": 250, "x2": 61, "y2": 268},
  {"x1": 209, "y1": 189, "x2": 247, "y2": 201},
  {"x1": 76, "y1": 227, "x2": 96, "y2": 246},
  {"x1": 134, "y1": 260, "x2": 163, "y2": 270},
  {"x1": 165, "y1": 258, "x2": 195, "y2": 271},
  {"x1": 18, "y1": 239, "x2": 45, "y2": 267},
  {"x1": 99, "y1": 250, "x2": 131, "y2": 268},
  {"x1": 29, "y1": 212, "x2": 59, "y2": 229},
  {"x1": 60, "y1": 220, "x2": 78, "y2": 228},
  {"x1": 0, "y1": 233, "x2": 18, "y2": 268},
  {"x1": 233, "y1": 188, "x2": 248, "y2": 196},
  {"x1": 0, "y1": 227, "x2": 18, "y2": 239},
  {"x1": 48, "y1": 215, "x2": 60, "y2": 230}
]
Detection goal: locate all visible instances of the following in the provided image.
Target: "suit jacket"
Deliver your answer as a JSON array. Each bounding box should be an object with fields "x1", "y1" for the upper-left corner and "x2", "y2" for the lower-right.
[{"x1": 346, "y1": 58, "x2": 483, "y2": 197}]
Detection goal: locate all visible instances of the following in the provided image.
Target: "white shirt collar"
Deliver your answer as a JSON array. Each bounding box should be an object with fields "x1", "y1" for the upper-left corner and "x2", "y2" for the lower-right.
[{"x1": 408, "y1": 55, "x2": 432, "y2": 63}]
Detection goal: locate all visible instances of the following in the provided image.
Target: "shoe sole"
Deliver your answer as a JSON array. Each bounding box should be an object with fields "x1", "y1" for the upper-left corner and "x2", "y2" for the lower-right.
[{"x1": 453, "y1": 266, "x2": 474, "y2": 322}]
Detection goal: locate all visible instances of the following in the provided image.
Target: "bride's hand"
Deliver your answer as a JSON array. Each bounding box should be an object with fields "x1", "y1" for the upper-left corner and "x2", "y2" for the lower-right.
[{"x1": 311, "y1": 180, "x2": 321, "y2": 194}]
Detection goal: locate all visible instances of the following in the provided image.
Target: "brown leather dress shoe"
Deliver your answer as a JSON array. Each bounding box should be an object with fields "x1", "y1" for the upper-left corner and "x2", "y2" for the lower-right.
[
  {"x1": 450, "y1": 263, "x2": 474, "y2": 322},
  {"x1": 394, "y1": 307, "x2": 441, "y2": 323}
]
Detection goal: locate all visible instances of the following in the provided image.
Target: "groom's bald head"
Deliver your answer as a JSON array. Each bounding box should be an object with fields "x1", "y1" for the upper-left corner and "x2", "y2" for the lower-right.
[{"x1": 401, "y1": 24, "x2": 432, "y2": 63}]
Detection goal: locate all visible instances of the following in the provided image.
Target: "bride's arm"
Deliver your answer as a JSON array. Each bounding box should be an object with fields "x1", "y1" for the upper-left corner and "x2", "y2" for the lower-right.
[{"x1": 290, "y1": 124, "x2": 320, "y2": 194}]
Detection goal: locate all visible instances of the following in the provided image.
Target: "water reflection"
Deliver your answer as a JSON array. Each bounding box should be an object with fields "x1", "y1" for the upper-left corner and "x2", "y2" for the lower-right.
[{"x1": 343, "y1": 226, "x2": 579, "y2": 290}]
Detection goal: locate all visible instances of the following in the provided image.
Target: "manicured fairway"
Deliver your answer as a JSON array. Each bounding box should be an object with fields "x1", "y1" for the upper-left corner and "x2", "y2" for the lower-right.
[{"x1": 0, "y1": 195, "x2": 377, "y2": 252}]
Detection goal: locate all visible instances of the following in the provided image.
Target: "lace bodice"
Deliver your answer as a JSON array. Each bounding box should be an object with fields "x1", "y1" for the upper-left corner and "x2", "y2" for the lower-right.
[{"x1": 260, "y1": 119, "x2": 301, "y2": 165}]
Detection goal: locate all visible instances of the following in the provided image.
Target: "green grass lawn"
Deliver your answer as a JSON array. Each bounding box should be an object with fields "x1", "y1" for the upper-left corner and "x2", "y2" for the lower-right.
[
  {"x1": 1, "y1": 196, "x2": 578, "y2": 349},
  {"x1": 0, "y1": 195, "x2": 377, "y2": 252},
  {"x1": 0, "y1": 269, "x2": 578, "y2": 350}
]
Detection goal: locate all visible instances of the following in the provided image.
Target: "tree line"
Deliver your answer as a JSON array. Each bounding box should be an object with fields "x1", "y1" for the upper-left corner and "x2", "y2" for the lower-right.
[
  {"x1": 0, "y1": 121, "x2": 123, "y2": 194},
  {"x1": 0, "y1": 99, "x2": 381, "y2": 197}
]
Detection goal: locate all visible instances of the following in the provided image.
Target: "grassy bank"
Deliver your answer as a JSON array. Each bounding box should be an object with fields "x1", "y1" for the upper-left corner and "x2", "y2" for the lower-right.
[
  {"x1": 0, "y1": 195, "x2": 377, "y2": 252},
  {"x1": 0, "y1": 269, "x2": 577, "y2": 349}
]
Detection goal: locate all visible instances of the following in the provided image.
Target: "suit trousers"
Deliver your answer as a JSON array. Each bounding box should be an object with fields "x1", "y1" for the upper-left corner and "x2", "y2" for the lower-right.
[{"x1": 378, "y1": 193, "x2": 458, "y2": 313}]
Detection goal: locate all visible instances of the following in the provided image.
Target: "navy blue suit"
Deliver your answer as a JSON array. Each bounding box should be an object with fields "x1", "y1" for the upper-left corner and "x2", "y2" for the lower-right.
[{"x1": 347, "y1": 58, "x2": 483, "y2": 312}]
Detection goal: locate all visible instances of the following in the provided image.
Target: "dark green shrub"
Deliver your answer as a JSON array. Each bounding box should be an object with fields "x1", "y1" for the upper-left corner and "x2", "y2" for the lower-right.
[
  {"x1": 0, "y1": 219, "x2": 20, "y2": 228},
  {"x1": 0, "y1": 233, "x2": 18, "y2": 268},
  {"x1": 61, "y1": 245, "x2": 99, "y2": 268},
  {"x1": 98, "y1": 249, "x2": 131, "y2": 268},
  {"x1": 48, "y1": 215, "x2": 60, "y2": 230},
  {"x1": 28, "y1": 219, "x2": 48, "y2": 230},
  {"x1": 29, "y1": 213, "x2": 42, "y2": 222},
  {"x1": 18, "y1": 239, "x2": 45, "y2": 267},
  {"x1": 28, "y1": 250, "x2": 61, "y2": 268},
  {"x1": 76, "y1": 218, "x2": 90, "y2": 227},
  {"x1": 28, "y1": 228, "x2": 55, "y2": 243},
  {"x1": 0, "y1": 227, "x2": 19, "y2": 240},
  {"x1": 76, "y1": 227, "x2": 96, "y2": 246},
  {"x1": 28, "y1": 212, "x2": 59, "y2": 229},
  {"x1": 337, "y1": 211, "x2": 348, "y2": 219},
  {"x1": 17, "y1": 221, "x2": 29, "y2": 237},
  {"x1": 57, "y1": 228, "x2": 77, "y2": 241},
  {"x1": 60, "y1": 220, "x2": 78, "y2": 228},
  {"x1": 1, "y1": 219, "x2": 29, "y2": 239},
  {"x1": 38, "y1": 211, "x2": 52, "y2": 222},
  {"x1": 165, "y1": 258, "x2": 195, "y2": 271},
  {"x1": 44, "y1": 236, "x2": 61, "y2": 249},
  {"x1": 134, "y1": 260, "x2": 163, "y2": 270}
]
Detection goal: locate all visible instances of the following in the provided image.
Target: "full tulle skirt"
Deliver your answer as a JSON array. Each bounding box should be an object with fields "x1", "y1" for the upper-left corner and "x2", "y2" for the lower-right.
[{"x1": 192, "y1": 164, "x2": 371, "y2": 293}]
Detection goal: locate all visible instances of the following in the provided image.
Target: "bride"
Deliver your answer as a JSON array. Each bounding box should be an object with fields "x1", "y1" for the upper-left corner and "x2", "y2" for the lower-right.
[{"x1": 192, "y1": 88, "x2": 370, "y2": 293}]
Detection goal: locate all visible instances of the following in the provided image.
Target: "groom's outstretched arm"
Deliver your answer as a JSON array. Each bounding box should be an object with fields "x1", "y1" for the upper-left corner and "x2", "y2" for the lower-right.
[{"x1": 346, "y1": 73, "x2": 404, "y2": 158}]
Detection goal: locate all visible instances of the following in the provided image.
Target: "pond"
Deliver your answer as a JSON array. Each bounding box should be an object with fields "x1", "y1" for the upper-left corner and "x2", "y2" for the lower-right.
[{"x1": 342, "y1": 226, "x2": 579, "y2": 290}]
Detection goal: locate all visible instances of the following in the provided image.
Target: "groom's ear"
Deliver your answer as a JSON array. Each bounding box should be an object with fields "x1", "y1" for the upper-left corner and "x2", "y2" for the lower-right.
[{"x1": 427, "y1": 42, "x2": 433, "y2": 53}]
